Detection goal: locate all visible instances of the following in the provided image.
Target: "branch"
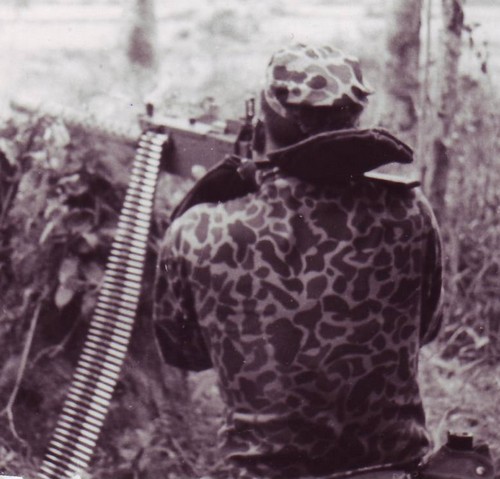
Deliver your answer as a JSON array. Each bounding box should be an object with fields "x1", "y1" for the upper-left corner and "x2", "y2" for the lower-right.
[{"x1": 30, "y1": 314, "x2": 81, "y2": 365}]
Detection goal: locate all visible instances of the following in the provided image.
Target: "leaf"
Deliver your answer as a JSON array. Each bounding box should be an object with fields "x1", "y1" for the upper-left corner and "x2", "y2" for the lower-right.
[
  {"x1": 26, "y1": 150, "x2": 47, "y2": 165},
  {"x1": 55, "y1": 284, "x2": 75, "y2": 309},
  {"x1": 39, "y1": 220, "x2": 57, "y2": 244},
  {"x1": 82, "y1": 232, "x2": 99, "y2": 249},
  {"x1": 58, "y1": 173, "x2": 88, "y2": 197},
  {"x1": 43, "y1": 120, "x2": 71, "y2": 149},
  {"x1": 15, "y1": 252, "x2": 43, "y2": 284},
  {"x1": 465, "y1": 326, "x2": 489, "y2": 349},
  {"x1": 81, "y1": 291, "x2": 97, "y2": 317},
  {"x1": 44, "y1": 199, "x2": 68, "y2": 220},
  {"x1": 64, "y1": 209, "x2": 95, "y2": 235},
  {"x1": 82, "y1": 261, "x2": 103, "y2": 286},
  {"x1": 0, "y1": 138, "x2": 18, "y2": 166},
  {"x1": 58, "y1": 257, "x2": 79, "y2": 283},
  {"x1": 0, "y1": 445, "x2": 16, "y2": 468}
]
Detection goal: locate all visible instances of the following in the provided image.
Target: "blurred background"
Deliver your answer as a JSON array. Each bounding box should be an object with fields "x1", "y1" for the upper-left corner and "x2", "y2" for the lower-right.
[
  {"x1": 0, "y1": 1, "x2": 499, "y2": 478},
  {"x1": 0, "y1": 0, "x2": 498, "y2": 118}
]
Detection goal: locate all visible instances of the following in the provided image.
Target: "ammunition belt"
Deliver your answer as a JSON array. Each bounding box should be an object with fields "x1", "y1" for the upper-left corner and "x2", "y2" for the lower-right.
[{"x1": 37, "y1": 131, "x2": 167, "y2": 479}]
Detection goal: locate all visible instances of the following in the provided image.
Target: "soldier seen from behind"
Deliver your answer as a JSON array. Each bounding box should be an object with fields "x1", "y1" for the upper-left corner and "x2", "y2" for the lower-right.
[{"x1": 153, "y1": 43, "x2": 443, "y2": 479}]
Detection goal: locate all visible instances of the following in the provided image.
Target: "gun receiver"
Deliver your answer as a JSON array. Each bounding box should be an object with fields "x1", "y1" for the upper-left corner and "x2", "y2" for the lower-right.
[{"x1": 139, "y1": 107, "x2": 241, "y2": 177}]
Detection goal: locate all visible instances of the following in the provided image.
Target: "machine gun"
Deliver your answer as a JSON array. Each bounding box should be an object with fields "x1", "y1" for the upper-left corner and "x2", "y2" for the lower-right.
[
  {"x1": 8, "y1": 97, "x2": 256, "y2": 479},
  {"x1": 11, "y1": 97, "x2": 256, "y2": 178}
]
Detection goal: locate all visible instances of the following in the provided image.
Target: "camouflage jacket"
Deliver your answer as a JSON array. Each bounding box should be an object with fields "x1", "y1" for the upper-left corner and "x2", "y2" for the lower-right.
[{"x1": 153, "y1": 140, "x2": 443, "y2": 478}]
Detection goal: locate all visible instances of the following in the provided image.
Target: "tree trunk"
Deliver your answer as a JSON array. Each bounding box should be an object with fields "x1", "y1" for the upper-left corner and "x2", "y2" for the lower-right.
[
  {"x1": 125, "y1": 0, "x2": 158, "y2": 98},
  {"x1": 126, "y1": 0, "x2": 158, "y2": 71},
  {"x1": 428, "y1": 0, "x2": 464, "y2": 223},
  {"x1": 380, "y1": 0, "x2": 423, "y2": 147}
]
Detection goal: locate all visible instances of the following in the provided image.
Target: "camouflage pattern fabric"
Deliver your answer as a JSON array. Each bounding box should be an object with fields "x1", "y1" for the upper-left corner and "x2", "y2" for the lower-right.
[
  {"x1": 153, "y1": 168, "x2": 443, "y2": 478},
  {"x1": 264, "y1": 43, "x2": 373, "y2": 119}
]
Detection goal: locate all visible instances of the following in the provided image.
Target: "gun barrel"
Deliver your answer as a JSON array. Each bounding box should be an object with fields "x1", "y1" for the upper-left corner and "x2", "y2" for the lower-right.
[{"x1": 10, "y1": 98, "x2": 141, "y2": 146}]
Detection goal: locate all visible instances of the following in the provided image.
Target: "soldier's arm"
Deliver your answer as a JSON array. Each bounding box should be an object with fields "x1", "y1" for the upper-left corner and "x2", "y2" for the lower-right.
[
  {"x1": 419, "y1": 194, "x2": 444, "y2": 345},
  {"x1": 152, "y1": 227, "x2": 212, "y2": 371}
]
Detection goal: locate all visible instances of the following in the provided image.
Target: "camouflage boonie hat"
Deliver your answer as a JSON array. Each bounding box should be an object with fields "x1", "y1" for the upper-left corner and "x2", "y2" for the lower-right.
[{"x1": 264, "y1": 43, "x2": 374, "y2": 119}]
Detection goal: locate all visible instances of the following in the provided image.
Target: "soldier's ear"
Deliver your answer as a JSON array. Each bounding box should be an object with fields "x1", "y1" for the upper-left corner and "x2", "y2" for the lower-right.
[{"x1": 252, "y1": 119, "x2": 266, "y2": 154}]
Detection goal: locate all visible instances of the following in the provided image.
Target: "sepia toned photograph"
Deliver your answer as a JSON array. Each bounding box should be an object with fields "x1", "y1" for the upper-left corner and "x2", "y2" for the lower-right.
[{"x1": 0, "y1": 0, "x2": 499, "y2": 478}]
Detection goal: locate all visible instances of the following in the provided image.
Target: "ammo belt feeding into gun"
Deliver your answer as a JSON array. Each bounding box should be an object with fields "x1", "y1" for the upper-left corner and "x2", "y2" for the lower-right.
[{"x1": 38, "y1": 131, "x2": 167, "y2": 479}]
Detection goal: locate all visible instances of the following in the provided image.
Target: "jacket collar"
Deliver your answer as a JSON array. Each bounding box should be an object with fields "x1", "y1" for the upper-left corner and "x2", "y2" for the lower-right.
[{"x1": 266, "y1": 128, "x2": 413, "y2": 184}]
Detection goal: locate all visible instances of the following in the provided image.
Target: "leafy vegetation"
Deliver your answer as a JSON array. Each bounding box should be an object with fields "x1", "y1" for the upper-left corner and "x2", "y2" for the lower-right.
[{"x1": 418, "y1": 74, "x2": 500, "y2": 472}]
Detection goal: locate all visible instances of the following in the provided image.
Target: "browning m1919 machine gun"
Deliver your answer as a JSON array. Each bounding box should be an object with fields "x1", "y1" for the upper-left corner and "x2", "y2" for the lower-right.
[{"x1": 11, "y1": 98, "x2": 256, "y2": 178}]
